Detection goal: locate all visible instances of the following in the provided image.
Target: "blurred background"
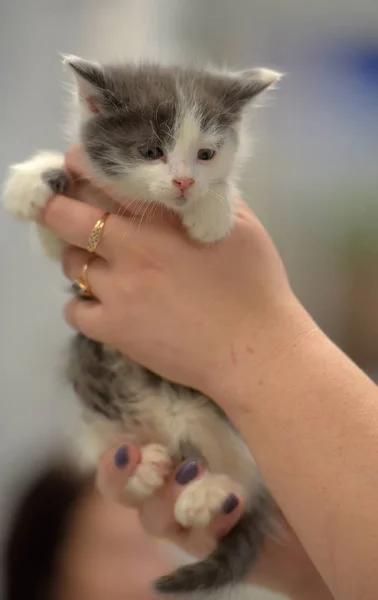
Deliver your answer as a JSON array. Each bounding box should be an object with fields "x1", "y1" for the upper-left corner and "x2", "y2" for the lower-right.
[{"x1": 0, "y1": 0, "x2": 377, "y2": 598}]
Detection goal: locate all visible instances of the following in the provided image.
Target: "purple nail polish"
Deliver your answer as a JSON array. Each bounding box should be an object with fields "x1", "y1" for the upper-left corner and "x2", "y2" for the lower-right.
[
  {"x1": 114, "y1": 445, "x2": 129, "y2": 469},
  {"x1": 175, "y1": 460, "x2": 198, "y2": 485},
  {"x1": 222, "y1": 493, "x2": 239, "y2": 514}
]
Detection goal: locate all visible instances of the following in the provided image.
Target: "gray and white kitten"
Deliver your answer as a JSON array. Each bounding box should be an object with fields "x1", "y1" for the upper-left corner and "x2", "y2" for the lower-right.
[{"x1": 3, "y1": 57, "x2": 282, "y2": 596}]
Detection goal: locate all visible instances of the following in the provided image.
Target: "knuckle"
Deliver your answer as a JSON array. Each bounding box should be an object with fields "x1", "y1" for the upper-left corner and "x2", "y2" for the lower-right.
[
  {"x1": 137, "y1": 248, "x2": 166, "y2": 273},
  {"x1": 116, "y1": 267, "x2": 148, "y2": 297}
]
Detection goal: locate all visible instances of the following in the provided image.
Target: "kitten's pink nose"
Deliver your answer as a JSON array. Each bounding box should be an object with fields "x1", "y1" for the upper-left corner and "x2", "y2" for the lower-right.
[{"x1": 172, "y1": 177, "x2": 195, "y2": 193}]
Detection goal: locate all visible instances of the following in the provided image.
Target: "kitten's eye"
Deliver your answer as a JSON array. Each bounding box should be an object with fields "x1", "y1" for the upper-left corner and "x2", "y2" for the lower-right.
[
  {"x1": 197, "y1": 149, "x2": 216, "y2": 161},
  {"x1": 139, "y1": 145, "x2": 164, "y2": 160}
]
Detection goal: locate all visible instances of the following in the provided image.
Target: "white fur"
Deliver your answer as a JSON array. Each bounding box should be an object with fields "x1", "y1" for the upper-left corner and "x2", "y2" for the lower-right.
[
  {"x1": 126, "y1": 443, "x2": 172, "y2": 500},
  {"x1": 2, "y1": 151, "x2": 63, "y2": 219},
  {"x1": 2, "y1": 151, "x2": 67, "y2": 260},
  {"x1": 175, "y1": 473, "x2": 237, "y2": 528}
]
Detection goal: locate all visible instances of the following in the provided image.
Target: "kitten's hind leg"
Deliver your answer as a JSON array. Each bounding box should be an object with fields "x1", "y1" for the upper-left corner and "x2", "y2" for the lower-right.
[
  {"x1": 174, "y1": 472, "x2": 239, "y2": 528},
  {"x1": 2, "y1": 151, "x2": 70, "y2": 260},
  {"x1": 125, "y1": 443, "x2": 172, "y2": 501}
]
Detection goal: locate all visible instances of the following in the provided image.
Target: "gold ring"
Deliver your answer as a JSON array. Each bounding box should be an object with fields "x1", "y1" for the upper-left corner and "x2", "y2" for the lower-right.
[
  {"x1": 86, "y1": 212, "x2": 110, "y2": 253},
  {"x1": 72, "y1": 261, "x2": 95, "y2": 299}
]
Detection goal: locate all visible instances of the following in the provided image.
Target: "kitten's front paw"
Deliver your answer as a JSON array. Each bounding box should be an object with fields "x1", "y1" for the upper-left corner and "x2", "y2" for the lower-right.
[
  {"x1": 184, "y1": 214, "x2": 233, "y2": 243},
  {"x1": 125, "y1": 443, "x2": 172, "y2": 501},
  {"x1": 2, "y1": 151, "x2": 66, "y2": 220},
  {"x1": 42, "y1": 169, "x2": 70, "y2": 195},
  {"x1": 174, "y1": 473, "x2": 235, "y2": 528},
  {"x1": 182, "y1": 184, "x2": 234, "y2": 243}
]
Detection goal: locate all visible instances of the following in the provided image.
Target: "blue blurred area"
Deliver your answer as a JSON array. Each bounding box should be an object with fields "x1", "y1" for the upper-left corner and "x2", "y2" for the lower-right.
[{"x1": 338, "y1": 45, "x2": 378, "y2": 86}]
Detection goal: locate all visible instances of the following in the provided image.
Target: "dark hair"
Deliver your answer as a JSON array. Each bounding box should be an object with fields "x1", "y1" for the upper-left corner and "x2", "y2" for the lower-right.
[{"x1": 3, "y1": 462, "x2": 92, "y2": 600}]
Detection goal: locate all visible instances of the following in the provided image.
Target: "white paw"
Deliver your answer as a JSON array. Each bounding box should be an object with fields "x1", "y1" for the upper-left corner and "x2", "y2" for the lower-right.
[
  {"x1": 184, "y1": 215, "x2": 233, "y2": 243},
  {"x1": 182, "y1": 186, "x2": 234, "y2": 243},
  {"x1": 2, "y1": 151, "x2": 65, "y2": 220},
  {"x1": 125, "y1": 444, "x2": 172, "y2": 501},
  {"x1": 174, "y1": 474, "x2": 234, "y2": 528}
]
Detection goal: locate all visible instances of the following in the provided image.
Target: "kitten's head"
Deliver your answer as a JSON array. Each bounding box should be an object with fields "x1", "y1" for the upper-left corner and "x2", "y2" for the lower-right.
[{"x1": 65, "y1": 56, "x2": 280, "y2": 211}]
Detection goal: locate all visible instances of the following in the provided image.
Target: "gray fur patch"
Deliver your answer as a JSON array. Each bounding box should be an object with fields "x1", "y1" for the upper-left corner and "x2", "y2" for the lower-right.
[
  {"x1": 69, "y1": 334, "x2": 230, "y2": 429},
  {"x1": 155, "y1": 491, "x2": 274, "y2": 594},
  {"x1": 68, "y1": 61, "x2": 274, "y2": 177}
]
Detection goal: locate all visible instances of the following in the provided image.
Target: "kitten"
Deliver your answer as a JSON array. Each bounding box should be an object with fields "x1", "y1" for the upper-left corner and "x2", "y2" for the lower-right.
[{"x1": 2, "y1": 57, "x2": 282, "y2": 596}]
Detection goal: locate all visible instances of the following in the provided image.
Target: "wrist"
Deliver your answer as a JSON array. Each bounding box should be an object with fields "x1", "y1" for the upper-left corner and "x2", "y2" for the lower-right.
[
  {"x1": 208, "y1": 293, "x2": 317, "y2": 420},
  {"x1": 265, "y1": 575, "x2": 333, "y2": 600},
  {"x1": 289, "y1": 576, "x2": 334, "y2": 600}
]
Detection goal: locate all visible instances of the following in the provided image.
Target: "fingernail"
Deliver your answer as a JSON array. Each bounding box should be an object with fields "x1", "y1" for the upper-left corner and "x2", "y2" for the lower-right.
[
  {"x1": 175, "y1": 460, "x2": 198, "y2": 485},
  {"x1": 222, "y1": 493, "x2": 239, "y2": 514},
  {"x1": 114, "y1": 445, "x2": 129, "y2": 469}
]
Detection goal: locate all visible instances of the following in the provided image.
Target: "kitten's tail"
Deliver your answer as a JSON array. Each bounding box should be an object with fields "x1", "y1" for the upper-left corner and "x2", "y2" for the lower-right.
[{"x1": 154, "y1": 494, "x2": 271, "y2": 595}]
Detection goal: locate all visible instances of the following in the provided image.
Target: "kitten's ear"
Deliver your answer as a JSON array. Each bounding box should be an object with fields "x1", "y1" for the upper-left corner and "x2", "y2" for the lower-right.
[
  {"x1": 225, "y1": 68, "x2": 283, "y2": 112},
  {"x1": 62, "y1": 54, "x2": 111, "y2": 115}
]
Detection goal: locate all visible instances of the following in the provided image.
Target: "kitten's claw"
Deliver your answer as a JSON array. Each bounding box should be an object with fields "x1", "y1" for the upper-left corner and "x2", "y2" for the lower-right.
[
  {"x1": 42, "y1": 169, "x2": 70, "y2": 195},
  {"x1": 125, "y1": 443, "x2": 172, "y2": 501},
  {"x1": 174, "y1": 473, "x2": 235, "y2": 528},
  {"x1": 2, "y1": 151, "x2": 65, "y2": 220}
]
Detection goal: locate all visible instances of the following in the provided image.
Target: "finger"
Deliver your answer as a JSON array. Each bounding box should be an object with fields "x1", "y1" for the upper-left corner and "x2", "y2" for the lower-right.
[
  {"x1": 64, "y1": 144, "x2": 92, "y2": 180},
  {"x1": 62, "y1": 246, "x2": 108, "y2": 300},
  {"x1": 42, "y1": 195, "x2": 130, "y2": 260},
  {"x1": 172, "y1": 462, "x2": 244, "y2": 551},
  {"x1": 140, "y1": 461, "x2": 243, "y2": 558},
  {"x1": 96, "y1": 442, "x2": 142, "y2": 503},
  {"x1": 62, "y1": 246, "x2": 91, "y2": 280},
  {"x1": 137, "y1": 460, "x2": 244, "y2": 560},
  {"x1": 64, "y1": 296, "x2": 107, "y2": 341},
  {"x1": 138, "y1": 459, "x2": 204, "y2": 539},
  {"x1": 209, "y1": 493, "x2": 244, "y2": 540},
  {"x1": 170, "y1": 462, "x2": 244, "y2": 539}
]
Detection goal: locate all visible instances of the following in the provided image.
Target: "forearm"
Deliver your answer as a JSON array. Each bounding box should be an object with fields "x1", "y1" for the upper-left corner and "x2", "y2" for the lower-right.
[
  {"x1": 216, "y1": 300, "x2": 378, "y2": 600},
  {"x1": 289, "y1": 578, "x2": 334, "y2": 600},
  {"x1": 291, "y1": 586, "x2": 334, "y2": 600}
]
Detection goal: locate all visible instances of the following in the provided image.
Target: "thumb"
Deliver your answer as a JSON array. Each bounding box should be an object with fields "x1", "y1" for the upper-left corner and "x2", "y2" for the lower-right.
[{"x1": 64, "y1": 143, "x2": 94, "y2": 181}]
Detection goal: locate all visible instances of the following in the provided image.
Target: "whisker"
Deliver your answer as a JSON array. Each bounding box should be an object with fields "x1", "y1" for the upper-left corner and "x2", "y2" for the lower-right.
[
  {"x1": 149, "y1": 121, "x2": 164, "y2": 148},
  {"x1": 208, "y1": 189, "x2": 227, "y2": 210},
  {"x1": 147, "y1": 201, "x2": 159, "y2": 225},
  {"x1": 160, "y1": 122, "x2": 176, "y2": 143},
  {"x1": 140, "y1": 201, "x2": 153, "y2": 231}
]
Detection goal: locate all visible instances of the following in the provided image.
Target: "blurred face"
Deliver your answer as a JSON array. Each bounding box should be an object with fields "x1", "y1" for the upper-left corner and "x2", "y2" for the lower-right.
[{"x1": 53, "y1": 490, "x2": 177, "y2": 600}]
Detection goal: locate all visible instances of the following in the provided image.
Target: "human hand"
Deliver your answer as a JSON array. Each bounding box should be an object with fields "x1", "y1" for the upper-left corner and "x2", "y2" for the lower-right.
[
  {"x1": 95, "y1": 442, "x2": 333, "y2": 600},
  {"x1": 41, "y1": 144, "x2": 309, "y2": 414}
]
